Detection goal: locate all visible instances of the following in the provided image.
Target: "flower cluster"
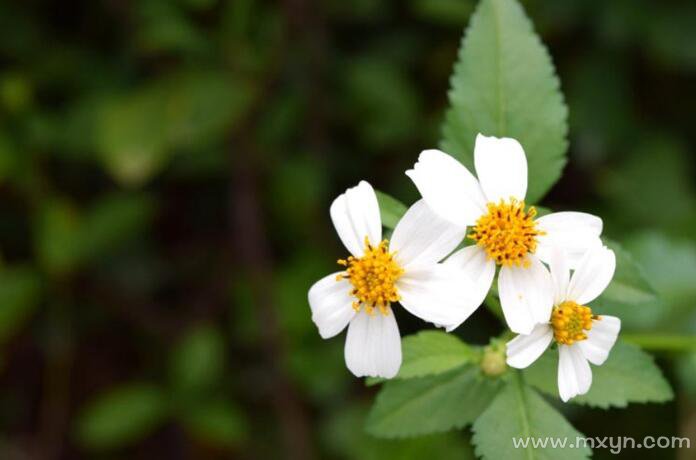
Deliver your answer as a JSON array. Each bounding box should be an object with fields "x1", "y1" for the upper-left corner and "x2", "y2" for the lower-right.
[{"x1": 308, "y1": 133, "x2": 620, "y2": 401}]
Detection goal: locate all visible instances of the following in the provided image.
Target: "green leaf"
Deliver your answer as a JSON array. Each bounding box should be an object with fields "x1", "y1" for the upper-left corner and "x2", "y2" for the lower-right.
[
  {"x1": 181, "y1": 399, "x2": 247, "y2": 449},
  {"x1": 97, "y1": 88, "x2": 170, "y2": 187},
  {"x1": 601, "y1": 238, "x2": 656, "y2": 304},
  {"x1": 75, "y1": 383, "x2": 168, "y2": 451},
  {"x1": 472, "y1": 373, "x2": 591, "y2": 460},
  {"x1": 35, "y1": 196, "x2": 152, "y2": 275},
  {"x1": 398, "y1": 330, "x2": 478, "y2": 380},
  {"x1": 35, "y1": 200, "x2": 82, "y2": 275},
  {"x1": 341, "y1": 58, "x2": 420, "y2": 149},
  {"x1": 97, "y1": 72, "x2": 253, "y2": 187},
  {"x1": 81, "y1": 193, "x2": 153, "y2": 262},
  {"x1": 0, "y1": 266, "x2": 41, "y2": 343},
  {"x1": 326, "y1": 403, "x2": 476, "y2": 460},
  {"x1": 441, "y1": 0, "x2": 568, "y2": 204},
  {"x1": 170, "y1": 325, "x2": 226, "y2": 395},
  {"x1": 366, "y1": 365, "x2": 503, "y2": 438},
  {"x1": 375, "y1": 190, "x2": 407, "y2": 230},
  {"x1": 523, "y1": 341, "x2": 673, "y2": 408},
  {"x1": 410, "y1": 0, "x2": 475, "y2": 26}
]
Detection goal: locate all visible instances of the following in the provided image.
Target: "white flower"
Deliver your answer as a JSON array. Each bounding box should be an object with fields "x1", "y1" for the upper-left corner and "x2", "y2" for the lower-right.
[
  {"x1": 505, "y1": 245, "x2": 621, "y2": 402},
  {"x1": 406, "y1": 134, "x2": 603, "y2": 334},
  {"x1": 308, "y1": 181, "x2": 481, "y2": 378}
]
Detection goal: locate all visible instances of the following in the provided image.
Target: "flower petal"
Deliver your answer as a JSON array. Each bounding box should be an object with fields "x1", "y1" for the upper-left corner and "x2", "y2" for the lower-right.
[
  {"x1": 344, "y1": 310, "x2": 401, "y2": 378},
  {"x1": 330, "y1": 181, "x2": 382, "y2": 256},
  {"x1": 390, "y1": 200, "x2": 467, "y2": 268},
  {"x1": 405, "y1": 149, "x2": 486, "y2": 227},
  {"x1": 547, "y1": 245, "x2": 570, "y2": 305},
  {"x1": 397, "y1": 264, "x2": 481, "y2": 330},
  {"x1": 558, "y1": 344, "x2": 593, "y2": 402},
  {"x1": 578, "y1": 315, "x2": 621, "y2": 365},
  {"x1": 443, "y1": 245, "x2": 495, "y2": 328},
  {"x1": 506, "y1": 323, "x2": 553, "y2": 369},
  {"x1": 566, "y1": 245, "x2": 616, "y2": 305},
  {"x1": 535, "y1": 212, "x2": 603, "y2": 268},
  {"x1": 308, "y1": 272, "x2": 356, "y2": 339},
  {"x1": 498, "y1": 255, "x2": 554, "y2": 334},
  {"x1": 473, "y1": 133, "x2": 528, "y2": 203}
]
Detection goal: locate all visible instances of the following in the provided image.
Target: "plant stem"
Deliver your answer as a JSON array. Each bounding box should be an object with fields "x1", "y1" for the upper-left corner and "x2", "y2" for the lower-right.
[{"x1": 621, "y1": 333, "x2": 696, "y2": 352}]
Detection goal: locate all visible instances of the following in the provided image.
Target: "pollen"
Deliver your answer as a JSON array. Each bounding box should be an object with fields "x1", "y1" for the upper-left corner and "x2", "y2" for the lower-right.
[
  {"x1": 551, "y1": 301, "x2": 598, "y2": 345},
  {"x1": 468, "y1": 198, "x2": 544, "y2": 267},
  {"x1": 336, "y1": 237, "x2": 404, "y2": 316}
]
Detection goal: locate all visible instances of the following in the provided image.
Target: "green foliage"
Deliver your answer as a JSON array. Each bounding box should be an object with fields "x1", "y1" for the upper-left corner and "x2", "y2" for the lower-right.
[
  {"x1": 596, "y1": 232, "x2": 696, "y2": 332},
  {"x1": 0, "y1": 266, "x2": 41, "y2": 343},
  {"x1": 341, "y1": 58, "x2": 420, "y2": 149},
  {"x1": 523, "y1": 342, "x2": 673, "y2": 408},
  {"x1": 170, "y1": 324, "x2": 226, "y2": 396},
  {"x1": 35, "y1": 195, "x2": 152, "y2": 275},
  {"x1": 410, "y1": 0, "x2": 475, "y2": 26},
  {"x1": 366, "y1": 366, "x2": 503, "y2": 438},
  {"x1": 375, "y1": 190, "x2": 407, "y2": 230},
  {"x1": 441, "y1": 0, "x2": 568, "y2": 204},
  {"x1": 601, "y1": 238, "x2": 656, "y2": 304},
  {"x1": 0, "y1": 0, "x2": 691, "y2": 457},
  {"x1": 396, "y1": 330, "x2": 479, "y2": 379},
  {"x1": 75, "y1": 383, "x2": 168, "y2": 451},
  {"x1": 180, "y1": 399, "x2": 247, "y2": 448},
  {"x1": 97, "y1": 72, "x2": 253, "y2": 186},
  {"x1": 472, "y1": 373, "x2": 591, "y2": 460},
  {"x1": 366, "y1": 330, "x2": 479, "y2": 386},
  {"x1": 324, "y1": 404, "x2": 476, "y2": 460}
]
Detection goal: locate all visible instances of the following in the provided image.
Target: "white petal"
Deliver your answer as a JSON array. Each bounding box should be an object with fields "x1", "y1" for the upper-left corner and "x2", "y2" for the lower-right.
[
  {"x1": 579, "y1": 315, "x2": 621, "y2": 365},
  {"x1": 330, "y1": 181, "x2": 382, "y2": 256},
  {"x1": 405, "y1": 149, "x2": 486, "y2": 227},
  {"x1": 442, "y1": 245, "x2": 495, "y2": 329},
  {"x1": 547, "y1": 245, "x2": 570, "y2": 305},
  {"x1": 390, "y1": 200, "x2": 466, "y2": 268},
  {"x1": 397, "y1": 264, "x2": 481, "y2": 330},
  {"x1": 558, "y1": 345, "x2": 593, "y2": 402},
  {"x1": 506, "y1": 324, "x2": 553, "y2": 369},
  {"x1": 535, "y1": 212, "x2": 603, "y2": 268},
  {"x1": 498, "y1": 256, "x2": 554, "y2": 334},
  {"x1": 567, "y1": 245, "x2": 616, "y2": 305},
  {"x1": 473, "y1": 133, "x2": 528, "y2": 203},
  {"x1": 344, "y1": 310, "x2": 401, "y2": 378},
  {"x1": 308, "y1": 272, "x2": 356, "y2": 339}
]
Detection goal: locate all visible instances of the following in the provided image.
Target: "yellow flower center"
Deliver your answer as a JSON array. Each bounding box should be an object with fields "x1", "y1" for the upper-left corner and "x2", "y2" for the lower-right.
[
  {"x1": 468, "y1": 198, "x2": 544, "y2": 267},
  {"x1": 336, "y1": 237, "x2": 404, "y2": 315},
  {"x1": 551, "y1": 301, "x2": 597, "y2": 345}
]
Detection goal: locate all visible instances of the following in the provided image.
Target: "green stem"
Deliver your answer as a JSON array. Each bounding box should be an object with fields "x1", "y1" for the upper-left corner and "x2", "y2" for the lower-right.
[{"x1": 621, "y1": 333, "x2": 696, "y2": 352}]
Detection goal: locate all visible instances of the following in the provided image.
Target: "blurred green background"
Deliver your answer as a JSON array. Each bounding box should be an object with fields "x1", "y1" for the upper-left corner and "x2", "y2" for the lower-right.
[{"x1": 0, "y1": 0, "x2": 695, "y2": 458}]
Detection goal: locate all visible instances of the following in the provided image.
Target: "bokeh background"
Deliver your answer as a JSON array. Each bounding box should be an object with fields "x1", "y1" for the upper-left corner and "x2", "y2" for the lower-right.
[{"x1": 0, "y1": 0, "x2": 695, "y2": 459}]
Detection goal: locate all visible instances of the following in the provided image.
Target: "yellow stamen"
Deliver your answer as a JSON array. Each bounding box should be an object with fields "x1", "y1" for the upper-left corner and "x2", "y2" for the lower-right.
[
  {"x1": 336, "y1": 237, "x2": 404, "y2": 316},
  {"x1": 468, "y1": 198, "x2": 544, "y2": 267},
  {"x1": 551, "y1": 300, "x2": 598, "y2": 345}
]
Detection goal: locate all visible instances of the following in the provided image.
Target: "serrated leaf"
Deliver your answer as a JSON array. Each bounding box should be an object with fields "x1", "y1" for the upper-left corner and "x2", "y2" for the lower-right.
[
  {"x1": 441, "y1": 0, "x2": 568, "y2": 204},
  {"x1": 601, "y1": 238, "x2": 656, "y2": 304},
  {"x1": 75, "y1": 383, "x2": 168, "y2": 451},
  {"x1": 400, "y1": 330, "x2": 478, "y2": 379},
  {"x1": 327, "y1": 403, "x2": 476, "y2": 460},
  {"x1": 367, "y1": 331, "x2": 477, "y2": 385},
  {"x1": 375, "y1": 190, "x2": 407, "y2": 230},
  {"x1": 472, "y1": 373, "x2": 591, "y2": 460},
  {"x1": 366, "y1": 365, "x2": 503, "y2": 438},
  {"x1": 523, "y1": 341, "x2": 673, "y2": 408}
]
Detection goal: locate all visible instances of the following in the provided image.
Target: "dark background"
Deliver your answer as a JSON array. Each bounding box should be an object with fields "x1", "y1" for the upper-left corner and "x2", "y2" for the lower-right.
[{"x1": 0, "y1": 0, "x2": 695, "y2": 458}]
